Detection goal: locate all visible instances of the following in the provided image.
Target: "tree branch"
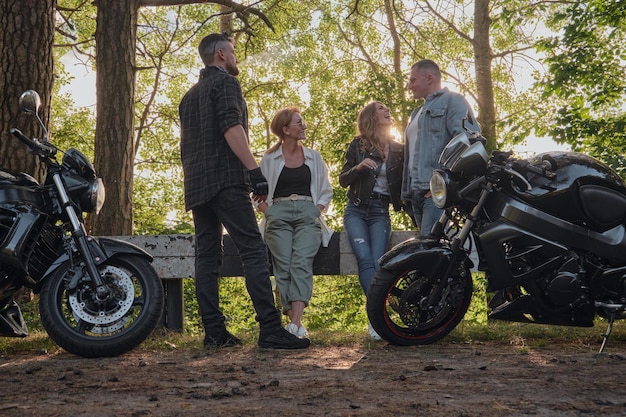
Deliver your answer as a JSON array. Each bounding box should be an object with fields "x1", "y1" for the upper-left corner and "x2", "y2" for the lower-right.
[
  {"x1": 420, "y1": 0, "x2": 473, "y2": 44},
  {"x1": 138, "y1": 0, "x2": 273, "y2": 31}
]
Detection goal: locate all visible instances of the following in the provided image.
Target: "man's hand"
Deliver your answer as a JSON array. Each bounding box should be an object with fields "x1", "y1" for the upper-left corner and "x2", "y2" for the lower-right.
[{"x1": 249, "y1": 167, "x2": 268, "y2": 202}]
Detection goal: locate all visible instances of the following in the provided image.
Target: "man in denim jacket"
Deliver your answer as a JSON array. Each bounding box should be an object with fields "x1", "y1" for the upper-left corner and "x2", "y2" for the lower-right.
[{"x1": 401, "y1": 60, "x2": 480, "y2": 235}]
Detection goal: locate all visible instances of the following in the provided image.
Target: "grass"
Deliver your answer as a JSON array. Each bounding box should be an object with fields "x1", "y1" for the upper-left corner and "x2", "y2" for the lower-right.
[
  {"x1": 3, "y1": 275, "x2": 625, "y2": 355},
  {"x1": 2, "y1": 318, "x2": 624, "y2": 356}
]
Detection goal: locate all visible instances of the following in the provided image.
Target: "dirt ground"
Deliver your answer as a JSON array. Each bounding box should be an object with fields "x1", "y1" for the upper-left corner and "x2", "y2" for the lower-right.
[{"x1": 1, "y1": 338, "x2": 625, "y2": 417}]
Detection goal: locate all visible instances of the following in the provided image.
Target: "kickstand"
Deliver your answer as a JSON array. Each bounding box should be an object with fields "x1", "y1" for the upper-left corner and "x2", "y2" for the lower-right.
[{"x1": 599, "y1": 313, "x2": 615, "y2": 353}]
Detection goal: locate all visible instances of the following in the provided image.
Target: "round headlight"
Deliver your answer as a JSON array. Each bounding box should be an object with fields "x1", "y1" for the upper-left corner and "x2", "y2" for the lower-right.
[
  {"x1": 81, "y1": 178, "x2": 106, "y2": 214},
  {"x1": 429, "y1": 171, "x2": 448, "y2": 209}
]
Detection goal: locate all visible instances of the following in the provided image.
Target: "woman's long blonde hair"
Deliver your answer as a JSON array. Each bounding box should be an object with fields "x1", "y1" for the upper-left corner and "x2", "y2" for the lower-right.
[
  {"x1": 266, "y1": 106, "x2": 301, "y2": 154},
  {"x1": 356, "y1": 101, "x2": 389, "y2": 153}
]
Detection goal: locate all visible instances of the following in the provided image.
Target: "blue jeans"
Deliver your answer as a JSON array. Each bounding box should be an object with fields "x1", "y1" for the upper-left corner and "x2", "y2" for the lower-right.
[
  {"x1": 343, "y1": 199, "x2": 391, "y2": 294},
  {"x1": 192, "y1": 186, "x2": 281, "y2": 335},
  {"x1": 411, "y1": 192, "x2": 442, "y2": 236}
]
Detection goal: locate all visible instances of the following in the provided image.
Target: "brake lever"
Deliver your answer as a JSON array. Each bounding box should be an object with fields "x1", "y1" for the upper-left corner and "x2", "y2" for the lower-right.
[{"x1": 504, "y1": 167, "x2": 532, "y2": 191}]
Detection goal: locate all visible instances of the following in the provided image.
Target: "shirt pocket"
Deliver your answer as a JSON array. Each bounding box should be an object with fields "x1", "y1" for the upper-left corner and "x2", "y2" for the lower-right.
[{"x1": 425, "y1": 107, "x2": 446, "y2": 135}]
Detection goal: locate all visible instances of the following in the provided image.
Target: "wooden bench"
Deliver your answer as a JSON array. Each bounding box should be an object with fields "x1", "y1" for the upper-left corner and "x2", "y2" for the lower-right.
[{"x1": 113, "y1": 231, "x2": 416, "y2": 331}]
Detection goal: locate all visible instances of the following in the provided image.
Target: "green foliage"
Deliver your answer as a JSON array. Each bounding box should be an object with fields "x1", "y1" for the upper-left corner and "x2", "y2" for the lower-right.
[
  {"x1": 181, "y1": 275, "x2": 370, "y2": 335},
  {"x1": 49, "y1": 92, "x2": 96, "y2": 158},
  {"x1": 49, "y1": 0, "x2": 626, "y2": 233},
  {"x1": 12, "y1": 295, "x2": 44, "y2": 334},
  {"x1": 181, "y1": 271, "x2": 489, "y2": 337},
  {"x1": 466, "y1": 272, "x2": 489, "y2": 325},
  {"x1": 531, "y1": 0, "x2": 626, "y2": 175}
]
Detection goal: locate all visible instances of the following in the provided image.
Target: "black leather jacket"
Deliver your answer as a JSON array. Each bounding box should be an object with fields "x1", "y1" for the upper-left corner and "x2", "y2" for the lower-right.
[{"x1": 339, "y1": 137, "x2": 404, "y2": 211}]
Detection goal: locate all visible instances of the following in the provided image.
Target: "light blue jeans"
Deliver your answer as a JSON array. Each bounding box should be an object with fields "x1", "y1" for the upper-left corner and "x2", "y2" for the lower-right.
[
  {"x1": 343, "y1": 199, "x2": 391, "y2": 295},
  {"x1": 411, "y1": 192, "x2": 442, "y2": 236}
]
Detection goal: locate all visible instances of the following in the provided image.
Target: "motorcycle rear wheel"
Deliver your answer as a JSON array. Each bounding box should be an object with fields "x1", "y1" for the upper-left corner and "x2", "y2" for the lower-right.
[
  {"x1": 39, "y1": 254, "x2": 164, "y2": 357},
  {"x1": 367, "y1": 264, "x2": 472, "y2": 345}
]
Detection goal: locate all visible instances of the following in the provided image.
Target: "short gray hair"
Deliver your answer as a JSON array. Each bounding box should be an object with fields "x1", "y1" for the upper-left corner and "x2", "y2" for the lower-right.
[
  {"x1": 412, "y1": 59, "x2": 441, "y2": 78},
  {"x1": 198, "y1": 32, "x2": 231, "y2": 65}
]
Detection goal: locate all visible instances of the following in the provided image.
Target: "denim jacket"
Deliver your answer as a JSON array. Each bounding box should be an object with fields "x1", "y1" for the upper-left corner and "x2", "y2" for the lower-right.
[
  {"x1": 339, "y1": 137, "x2": 404, "y2": 211},
  {"x1": 401, "y1": 88, "x2": 480, "y2": 199}
]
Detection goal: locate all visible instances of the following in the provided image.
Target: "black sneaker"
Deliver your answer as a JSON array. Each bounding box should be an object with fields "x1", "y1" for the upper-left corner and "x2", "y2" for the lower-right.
[
  {"x1": 204, "y1": 330, "x2": 243, "y2": 348},
  {"x1": 258, "y1": 327, "x2": 311, "y2": 349}
]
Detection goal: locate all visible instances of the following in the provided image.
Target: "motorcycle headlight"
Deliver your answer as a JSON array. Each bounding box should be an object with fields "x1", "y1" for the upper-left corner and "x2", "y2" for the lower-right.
[
  {"x1": 430, "y1": 171, "x2": 448, "y2": 209},
  {"x1": 81, "y1": 178, "x2": 106, "y2": 214}
]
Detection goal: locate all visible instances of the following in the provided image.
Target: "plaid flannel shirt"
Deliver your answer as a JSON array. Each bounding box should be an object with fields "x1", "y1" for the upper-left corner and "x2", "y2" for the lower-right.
[{"x1": 179, "y1": 66, "x2": 251, "y2": 210}]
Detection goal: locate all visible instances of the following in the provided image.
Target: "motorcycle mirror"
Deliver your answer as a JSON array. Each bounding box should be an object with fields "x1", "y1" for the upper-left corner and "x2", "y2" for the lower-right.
[
  {"x1": 18, "y1": 90, "x2": 49, "y2": 142},
  {"x1": 19, "y1": 90, "x2": 41, "y2": 115}
]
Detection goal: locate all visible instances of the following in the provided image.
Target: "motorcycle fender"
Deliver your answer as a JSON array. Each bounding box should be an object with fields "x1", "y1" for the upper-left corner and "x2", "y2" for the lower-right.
[
  {"x1": 88, "y1": 236, "x2": 154, "y2": 263},
  {"x1": 379, "y1": 236, "x2": 455, "y2": 272},
  {"x1": 35, "y1": 237, "x2": 154, "y2": 292}
]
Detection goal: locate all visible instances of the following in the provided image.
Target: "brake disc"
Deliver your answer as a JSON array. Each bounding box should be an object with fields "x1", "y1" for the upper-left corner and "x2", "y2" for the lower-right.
[{"x1": 68, "y1": 265, "x2": 135, "y2": 327}]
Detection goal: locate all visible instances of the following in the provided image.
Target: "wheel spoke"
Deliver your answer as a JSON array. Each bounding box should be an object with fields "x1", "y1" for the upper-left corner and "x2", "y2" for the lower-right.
[
  {"x1": 75, "y1": 319, "x2": 90, "y2": 335},
  {"x1": 132, "y1": 295, "x2": 145, "y2": 306},
  {"x1": 389, "y1": 287, "x2": 404, "y2": 298}
]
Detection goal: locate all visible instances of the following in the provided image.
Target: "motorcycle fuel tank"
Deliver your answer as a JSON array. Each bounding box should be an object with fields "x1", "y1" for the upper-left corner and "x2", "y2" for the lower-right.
[{"x1": 510, "y1": 151, "x2": 626, "y2": 232}]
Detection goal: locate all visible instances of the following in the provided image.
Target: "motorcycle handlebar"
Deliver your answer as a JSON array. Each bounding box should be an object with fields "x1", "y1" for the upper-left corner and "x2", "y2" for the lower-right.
[
  {"x1": 10, "y1": 128, "x2": 57, "y2": 158},
  {"x1": 512, "y1": 159, "x2": 556, "y2": 180}
]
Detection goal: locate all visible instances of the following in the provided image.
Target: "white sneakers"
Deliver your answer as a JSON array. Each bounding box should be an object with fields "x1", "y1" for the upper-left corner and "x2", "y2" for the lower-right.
[
  {"x1": 368, "y1": 322, "x2": 382, "y2": 341},
  {"x1": 285, "y1": 323, "x2": 309, "y2": 339},
  {"x1": 284, "y1": 322, "x2": 381, "y2": 341}
]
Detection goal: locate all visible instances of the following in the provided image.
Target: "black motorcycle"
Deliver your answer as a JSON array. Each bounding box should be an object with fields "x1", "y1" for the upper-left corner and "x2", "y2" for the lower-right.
[
  {"x1": 367, "y1": 120, "x2": 626, "y2": 352},
  {"x1": 0, "y1": 90, "x2": 164, "y2": 357}
]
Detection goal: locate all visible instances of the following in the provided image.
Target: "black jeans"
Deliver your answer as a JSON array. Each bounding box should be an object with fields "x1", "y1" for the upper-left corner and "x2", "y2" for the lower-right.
[{"x1": 192, "y1": 186, "x2": 281, "y2": 335}]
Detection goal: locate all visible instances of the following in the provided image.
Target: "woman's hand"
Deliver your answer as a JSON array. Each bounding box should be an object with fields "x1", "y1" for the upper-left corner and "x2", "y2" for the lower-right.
[
  {"x1": 357, "y1": 158, "x2": 377, "y2": 171},
  {"x1": 258, "y1": 202, "x2": 268, "y2": 213}
]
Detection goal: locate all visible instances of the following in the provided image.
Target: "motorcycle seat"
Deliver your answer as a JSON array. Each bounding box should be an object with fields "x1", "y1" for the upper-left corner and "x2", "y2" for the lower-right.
[
  {"x1": 579, "y1": 184, "x2": 626, "y2": 231},
  {"x1": 0, "y1": 171, "x2": 39, "y2": 186},
  {"x1": 0, "y1": 171, "x2": 16, "y2": 182}
]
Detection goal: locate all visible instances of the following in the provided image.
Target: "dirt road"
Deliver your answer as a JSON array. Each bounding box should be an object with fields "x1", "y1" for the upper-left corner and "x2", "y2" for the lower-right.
[{"x1": 1, "y1": 340, "x2": 625, "y2": 416}]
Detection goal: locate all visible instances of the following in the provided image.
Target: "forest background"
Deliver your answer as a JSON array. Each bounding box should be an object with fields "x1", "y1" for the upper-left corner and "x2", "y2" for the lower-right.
[
  {"x1": 1, "y1": 0, "x2": 625, "y2": 335},
  {"x1": 2, "y1": 0, "x2": 625, "y2": 237}
]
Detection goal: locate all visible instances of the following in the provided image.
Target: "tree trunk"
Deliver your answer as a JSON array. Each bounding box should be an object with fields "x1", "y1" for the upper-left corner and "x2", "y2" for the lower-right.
[
  {"x1": 473, "y1": 0, "x2": 497, "y2": 152},
  {"x1": 383, "y1": 0, "x2": 406, "y2": 127},
  {"x1": 0, "y1": 0, "x2": 55, "y2": 180},
  {"x1": 91, "y1": 0, "x2": 140, "y2": 236}
]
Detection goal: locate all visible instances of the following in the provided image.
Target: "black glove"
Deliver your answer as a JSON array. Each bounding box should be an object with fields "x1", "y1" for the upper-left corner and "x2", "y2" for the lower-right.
[{"x1": 248, "y1": 167, "x2": 268, "y2": 196}]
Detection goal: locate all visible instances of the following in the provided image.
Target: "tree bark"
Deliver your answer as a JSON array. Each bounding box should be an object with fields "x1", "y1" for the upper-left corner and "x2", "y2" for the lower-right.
[
  {"x1": 383, "y1": 0, "x2": 405, "y2": 126},
  {"x1": 0, "y1": 0, "x2": 55, "y2": 180},
  {"x1": 91, "y1": 0, "x2": 140, "y2": 235},
  {"x1": 473, "y1": 0, "x2": 497, "y2": 152}
]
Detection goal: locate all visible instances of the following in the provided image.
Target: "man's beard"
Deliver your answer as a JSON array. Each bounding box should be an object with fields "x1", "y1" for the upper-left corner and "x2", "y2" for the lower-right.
[{"x1": 225, "y1": 62, "x2": 240, "y2": 76}]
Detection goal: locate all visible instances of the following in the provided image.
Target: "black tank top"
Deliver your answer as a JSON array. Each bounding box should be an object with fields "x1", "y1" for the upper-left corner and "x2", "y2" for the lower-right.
[{"x1": 273, "y1": 164, "x2": 312, "y2": 198}]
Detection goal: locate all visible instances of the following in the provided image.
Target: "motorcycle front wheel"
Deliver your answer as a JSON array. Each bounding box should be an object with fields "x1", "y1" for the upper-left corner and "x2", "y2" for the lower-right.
[
  {"x1": 367, "y1": 264, "x2": 473, "y2": 346},
  {"x1": 40, "y1": 254, "x2": 164, "y2": 357}
]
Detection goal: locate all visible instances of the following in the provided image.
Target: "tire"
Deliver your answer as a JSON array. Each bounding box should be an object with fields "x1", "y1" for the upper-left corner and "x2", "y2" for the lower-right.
[
  {"x1": 367, "y1": 262, "x2": 472, "y2": 346},
  {"x1": 39, "y1": 254, "x2": 164, "y2": 357}
]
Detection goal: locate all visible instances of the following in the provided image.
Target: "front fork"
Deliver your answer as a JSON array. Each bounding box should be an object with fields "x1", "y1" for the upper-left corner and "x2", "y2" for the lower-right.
[
  {"x1": 426, "y1": 183, "x2": 492, "y2": 306},
  {"x1": 51, "y1": 173, "x2": 109, "y2": 299}
]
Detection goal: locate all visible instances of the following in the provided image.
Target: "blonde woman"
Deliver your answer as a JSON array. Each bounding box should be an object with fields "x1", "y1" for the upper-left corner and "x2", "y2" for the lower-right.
[
  {"x1": 339, "y1": 101, "x2": 404, "y2": 340},
  {"x1": 258, "y1": 107, "x2": 333, "y2": 339}
]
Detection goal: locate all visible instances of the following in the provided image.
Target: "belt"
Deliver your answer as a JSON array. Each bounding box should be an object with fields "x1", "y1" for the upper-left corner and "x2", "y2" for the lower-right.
[
  {"x1": 273, "y1": 194, "x2": 314, "y2": 203},
  {"x1": 370, "y1": 192, "x2": 390, "y2": 200},
  {"x1": 351, "y1": 192, "x2": 390, "y2": 206}
]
